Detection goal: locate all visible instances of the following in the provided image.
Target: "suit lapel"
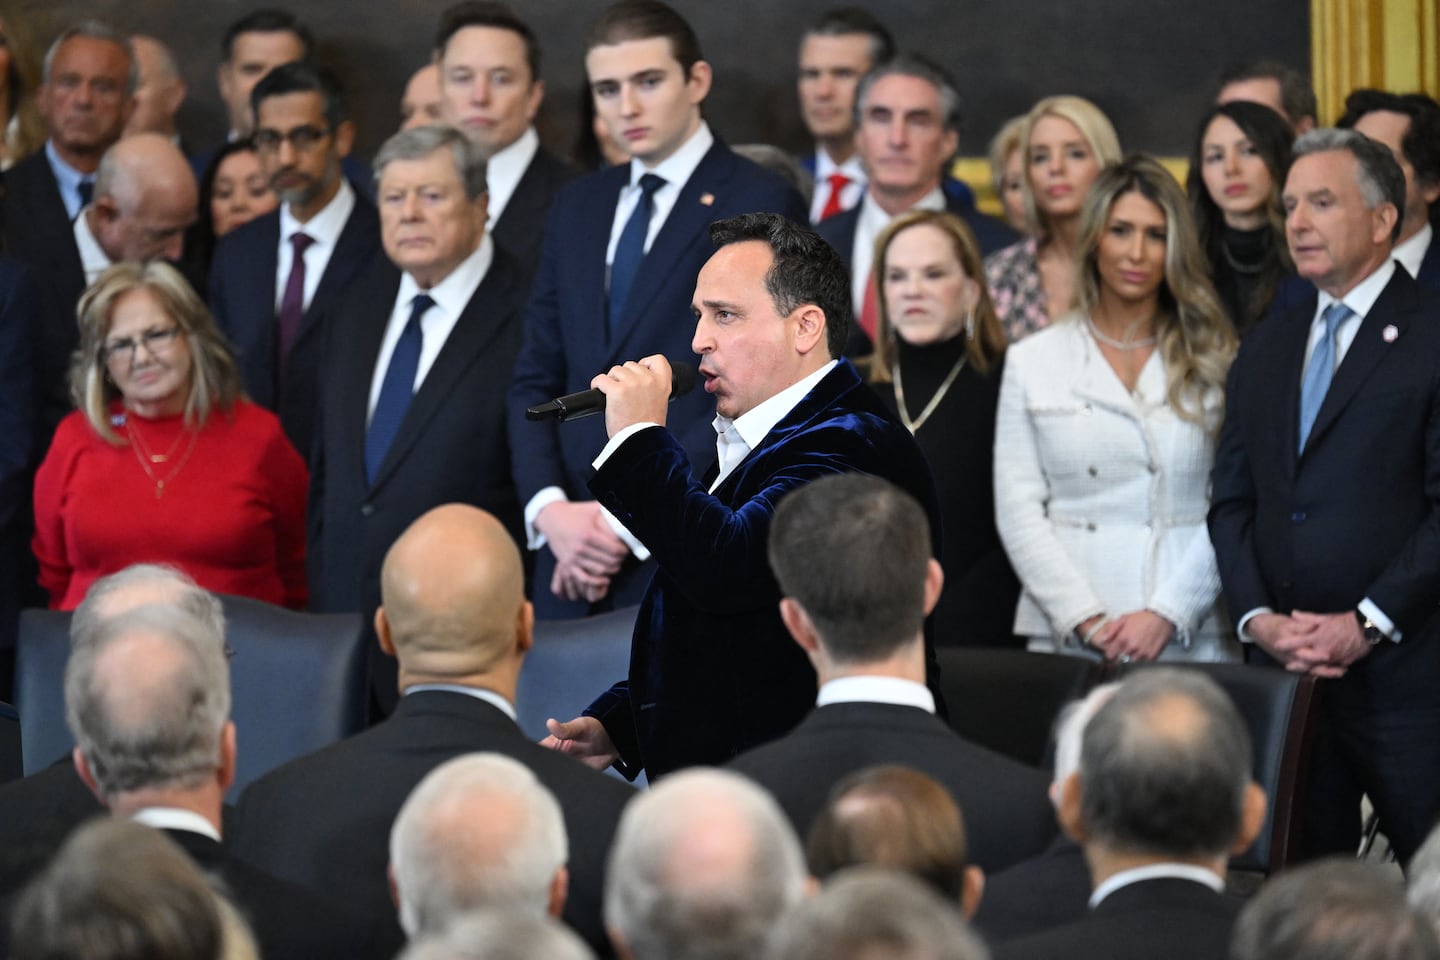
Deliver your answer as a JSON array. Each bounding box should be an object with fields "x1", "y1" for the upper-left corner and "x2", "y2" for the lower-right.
[
  {"x1": 574, "y1": 170, "x2": 625, "y2": 366},
  {"x1": 338, "y1": 268, "x2": 401, "y2": 487},
  {"x1": 299, "y1": 199, "x2": 377, "y2": 347}
]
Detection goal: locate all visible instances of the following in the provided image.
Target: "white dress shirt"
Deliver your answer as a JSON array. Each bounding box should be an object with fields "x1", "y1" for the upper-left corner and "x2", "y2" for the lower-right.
[
  {"x1": 73, "y1": 210, "x2": 113, "y2": 285},
  {"x1": 849, "y1": 186, "x2": 946, "y2": 315},
  {"x1": 403, "y1": 683, "x2": 517, "y2": 721},
  {"x1": 366, "y1": 234, "x2": 495, "y2": 422},
  {"x1": 809, "y1": 148, "x2": 866, "y2": 223},
  {"x1": 1089, "y1": 863, "x2": 1224, "y2": 908},
  {"x1": 816, "y1": 674, "x2": 935, "y2": 712},
  {"x1": 484, "y1": 126, "x2": 539, "y2": 230},
  {"x1": 45, "y1": 140, "x2": 92, "y2": 220},
  {"x1": 131, "y1": 806, "x2": 222, "y2": 843},
  {"x1": 274, "y1": 178, "x2": 357, "y2": 314},
  {"x1": 1394, "y1": 224, "x2": 1434, "y2": 282}
]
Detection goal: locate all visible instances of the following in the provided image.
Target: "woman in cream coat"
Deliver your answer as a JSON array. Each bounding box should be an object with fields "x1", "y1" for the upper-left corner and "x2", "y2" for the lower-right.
[{"x1": 995, "y1": 156, "x2": 1240, "y2": 663}]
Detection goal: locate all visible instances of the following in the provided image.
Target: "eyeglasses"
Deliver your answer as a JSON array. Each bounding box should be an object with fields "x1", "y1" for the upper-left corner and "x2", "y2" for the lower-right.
[
  {"x1": 252, "y1": 124, "x2": 330, "y2": 154},
  {"x1": 102, "y1": 326, "x2": 182, "y2": 363}
]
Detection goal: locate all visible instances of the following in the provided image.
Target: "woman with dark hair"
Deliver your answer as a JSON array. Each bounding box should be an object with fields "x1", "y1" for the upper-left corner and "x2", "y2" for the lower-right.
[
  {"x1": 996, "y1": 156, "x2": 1239, "y2": 663},
  {"x1": 1187, "y1": 100, "x2": 1297, "y2": 334},
  {"x1": 188, "y1": 139, "x2": 278, "y2": 281},
  {"x1": 33, "y1": 261, "x2": 306, "y2": 610},
  {"x1": 868, "y1": 209, "x2": 1018, "y2": 646}
]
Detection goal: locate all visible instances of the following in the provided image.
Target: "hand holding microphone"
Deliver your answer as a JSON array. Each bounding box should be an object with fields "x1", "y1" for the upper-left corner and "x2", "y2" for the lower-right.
[{"x1": 526, "y1": 357, "x2": 697, "y2": 438}]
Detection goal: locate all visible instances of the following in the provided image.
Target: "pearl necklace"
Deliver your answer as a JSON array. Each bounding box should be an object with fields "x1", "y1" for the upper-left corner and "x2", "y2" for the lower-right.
[
  {"x1": 892, "y1": 353, "x2": 968, "y2": 434},
  {"x1": 1086, "y1": 315, "x2": 1156, "y2": 351}
]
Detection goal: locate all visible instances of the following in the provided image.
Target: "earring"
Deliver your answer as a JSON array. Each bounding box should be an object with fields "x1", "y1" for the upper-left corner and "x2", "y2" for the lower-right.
[{"x1": 964, "y1": 310, "x2": 976, "y2": 340}]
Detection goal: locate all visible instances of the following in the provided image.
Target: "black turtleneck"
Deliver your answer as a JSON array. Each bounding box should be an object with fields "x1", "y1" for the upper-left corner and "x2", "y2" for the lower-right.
[{"x1": 1214, "y1": 224, "x2": 1279, "y2": 334}]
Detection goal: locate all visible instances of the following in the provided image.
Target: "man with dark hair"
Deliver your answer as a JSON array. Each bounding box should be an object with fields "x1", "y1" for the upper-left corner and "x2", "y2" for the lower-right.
[
  {"x1": 542, "y1": 212, "x2": 942, "y2": 780},
  {"x1": 1338, "y1": 90, "x2": 1440, "y2": 290},
  {"x1": 817, "y1": 53, "x2": 1015, "y2": 354},
  {"x1": 1216, "y1": 59, "x2": 1318, "y2": 133},
  {"x1": 216, "y1": 9, "x2": 313, "y2": 142},
  {"x1": 995, "y1": 669, "x2": 1266, "y2": 960},
  {"x1": 1209, "y1": 128, "x2": 1440, "y2": 865},
  {"x1": 1233, "y1": 860, "x2": 1440, "y2": 960},
  {"x1": 507, "y1": 0, "x2": 807, "y2": 620},
  {"x1": 208, "y1": 60, "x2": 380, "y2": 457},
  {"x1": 795, "y1": 8, "x2": 893, "y2": 223},
  {"x1": 435, "y1": 1, "x2": 575, "y2": 282},
  {"x1": 727, "y1": 473, "x2": 1053, "y2": 872}
]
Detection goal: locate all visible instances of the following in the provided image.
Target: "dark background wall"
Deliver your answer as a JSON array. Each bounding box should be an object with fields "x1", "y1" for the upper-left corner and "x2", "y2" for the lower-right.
[{"x1": 20, "y1": 0, "x2": 1310, "y2": 161}]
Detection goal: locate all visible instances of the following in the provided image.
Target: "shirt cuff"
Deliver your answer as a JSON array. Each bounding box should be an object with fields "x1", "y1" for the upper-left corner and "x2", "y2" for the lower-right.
[
  {"x1": 591, "y1": 422, "x2": 661, "y2": 472},
  {"x1": 602, "y1": 507, "x2": 650, "y2": 561},
  {"x1": 1359, "y1": 597, "x2": 1401, "y2": 642},
  {"x1": 1236, "y1": 606, "x2": 1273, "y2": 643},
  {"x1": 524, "y1": 487, "x2": 568, "y2": 551}
]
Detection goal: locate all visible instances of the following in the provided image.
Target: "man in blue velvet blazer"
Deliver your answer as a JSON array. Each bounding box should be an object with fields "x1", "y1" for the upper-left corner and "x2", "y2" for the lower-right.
[
  {"x1": 506, "y1": 1, "x2": 807, "y2": 620},
  {"x1": 542, "y1": 212, "x2": 942, "y2": 781}
]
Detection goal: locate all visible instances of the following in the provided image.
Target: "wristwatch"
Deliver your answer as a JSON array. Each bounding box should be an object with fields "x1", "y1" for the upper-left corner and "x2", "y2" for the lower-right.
[{"x1": 1354, "y1": 610, "x2": 1385, "y2": 645}]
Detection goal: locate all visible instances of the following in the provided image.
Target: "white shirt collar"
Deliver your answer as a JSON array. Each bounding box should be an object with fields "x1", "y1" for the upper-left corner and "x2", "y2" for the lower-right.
[
  {"x1": 1315, "y1": 257, "x2": 1396, "y2": 322},
  {"x1": 398, "y1": 232, "x2": 494, "y2": 308},
  {"x1": 403, "y1": 683, "x2": 517, "y2": 721},
  {"x1": 814, "y1": 148, "x2": 865, "y2": 183},
  {"x1": 1394, "y1": 223, "x2": 1434, "y2": 282},
  {"x1": 280, "y1": 176, "x2": 356, "y2": 245},
  {"x1": 484, "y1": 126, "x2": 539, "y2": 228},
  {"x1": 851, "y1": 186, "x2": 946, "y2": 308},
  {"x1": 73, "y1": 210, "x2": 113, "y2": 283},
  {"x1": 131, "y1": 806, "x2": 222, "y2": 843},
  {"x1": 817, "y1": 675, "x2": 935, "y2": 712},
  {"x1": 629, "y1": 121, "x2": 713, "y2": 187},
  {"x1": 45, "y1": 139, "x2": 90, "y2": 219},
  {"x1": 715, "y1": 359, "x2": 838, "y2": 453},
  {"x1": 1089, "y1": 863, "x2": 1224, "y2": 908}
]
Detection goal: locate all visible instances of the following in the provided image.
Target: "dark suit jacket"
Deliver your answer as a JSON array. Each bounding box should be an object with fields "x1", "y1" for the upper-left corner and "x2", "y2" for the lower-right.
[
  {"x1": 585, "y1": 360, "x2": 944, "y2": 779},
  {"x1": 0, "y1": 761, "x2": 103, "y2": 900},
  {"x1": 507, "y1": 139, "x2": 809, "y2": 617},
  {"x1": 973, "y1": 835, "x2": 1091, "y2": 943},
  {"x1": 727, "y1": 701, "x2": 1055, "y2": 872},
  {"x1": 1417, "y1": 233, "x2": 1440, "y2": 292},
  {"x1": 208, "y1": 197, "x2": 381, "y2": 457},
  {"x1": 2, "y1": 150, "x2": 86, "y2": 445},
  {"x1": 994, "y1": 877, "x2": 1242, "y2": 960},
  {"x1": 161, "y1": 827, "x2": 392, "y2": 960},
  {"x1": 490, "y1": 146, "x2": 576, "y2": 291},
  {"x1": 228, "y1": 690, "x2": 635, "y2": 955},
  {"x1": 0, "y1": 257, "x2": 36, "y2": 649}
]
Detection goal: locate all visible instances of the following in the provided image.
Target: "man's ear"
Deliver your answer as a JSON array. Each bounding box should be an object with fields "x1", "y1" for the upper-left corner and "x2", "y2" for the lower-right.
[
  {"x1": 1230, "y1": 782, "x2": 1268, "y2": 855},
  {"x1": 780, "y1": 596, "x2": 820, "y2": 656},
  {"x1": 960, "y1": 865, "x2": 985, "y2": 919},
  {"x1": 1371, "y1": 202, "x2": 1400, "y2": 245},
  {"x1": 792, "y1": 303, "x2": 827, "y2": 356},
  {"x1": 516, "y1": 599, "x2": 535, "y2": 656},
  {"x1": 547, "y1": 865, "x2": 569, "y2": 918},
  {"x1": 375, "y1": 606, "x2": 396, "y2": 658},
  {"x1": 1056, "y1": 771, "x2": 1088, "y2": 843},
  {"x1": 333, "y1": 119, "x2": 356, "y2": 159},
  {"x1": 72, "y1": 746, "x2": 104, "y2": 803},
  {"x1": 217, "y1": 721, "x2": 238, "y2": 791},
  {"x1": 922, "y1": 558, "x2": 944, "y2": 617}
]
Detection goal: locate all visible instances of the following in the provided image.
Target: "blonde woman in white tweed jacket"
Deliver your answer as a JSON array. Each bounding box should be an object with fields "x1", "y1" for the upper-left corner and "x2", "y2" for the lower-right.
[{"x1": 995, "y1": 156, "x2": 1241, "y2": 663}]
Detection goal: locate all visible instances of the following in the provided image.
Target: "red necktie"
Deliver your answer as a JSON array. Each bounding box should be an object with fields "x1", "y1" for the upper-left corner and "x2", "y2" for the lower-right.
[
  {"x1": 858, "y1": 272, "x2": 879, "y2": 343},
  {"x1": 820, "y1": 173, "x2": 851, "y2": 220}
]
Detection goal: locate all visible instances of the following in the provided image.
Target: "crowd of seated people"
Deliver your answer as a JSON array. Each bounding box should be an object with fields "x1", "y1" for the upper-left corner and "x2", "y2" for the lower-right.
[{"x1": 1, "y1": 0, "x2": 1440, "y2": 956}]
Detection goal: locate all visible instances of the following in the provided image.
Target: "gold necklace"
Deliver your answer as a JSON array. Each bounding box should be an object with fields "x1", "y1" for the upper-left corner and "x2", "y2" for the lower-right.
[
  {"x1": 892, "y1": 352, "x2": 968, "y2": 434},
  {"x1": 125, "y1": 417, "x2": 200, "y2": 498}
]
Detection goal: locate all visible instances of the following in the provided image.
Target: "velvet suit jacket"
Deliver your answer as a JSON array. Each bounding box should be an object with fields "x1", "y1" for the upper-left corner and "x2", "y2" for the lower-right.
[
  {"x1": 161, "y1": 827, "x2": 392, "y2": 960},
  {"x1": 973, "y1": 836, "x2": 1091, "y2": 944},
  {"x1": 228, "y1": 690, "x2": 635, "y2": 956},
  {"x1": 993, "y1": 878, "x2": 1242, "y2": 960},
  {"x1": 489, "y1": 146, "x2": 576, "y2": 290},
  {"x1": 585, "y1": 360, "x2": 944, "y2": 779},
  {"x1": 208, "y1": 198, "x2": 381, "y2": 458},
  {"x1": 507, "y1": 139, "x2": 809, "y2": 617},
  {"x1": 1208, "y1": 267, "x2": 1440, "y2": 716},
  {"x1": 727, "y1": 701, "x2": 1055, "y2": 872}
]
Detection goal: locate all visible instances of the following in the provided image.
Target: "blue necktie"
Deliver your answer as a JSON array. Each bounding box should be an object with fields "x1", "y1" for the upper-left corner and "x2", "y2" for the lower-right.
[
  {"x1": 366, "y1": 294, "x2": 433, "y2": 483},
  {"x1": 1297, "y1": 302, "x2": 1352, "y2": 453},
  {"x1": 608, "y1": 173, "x2": 666, "y2": 338},
  {"x1": 76, "y1": 178, "x2": 93, "y2": 208}
]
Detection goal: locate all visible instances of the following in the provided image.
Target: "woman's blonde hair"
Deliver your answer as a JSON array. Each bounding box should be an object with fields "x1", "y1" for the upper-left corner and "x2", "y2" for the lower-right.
[
  {"x1": 72, "y1": 261, "x2": 243, "y2": 443},
  {"x1": 1020, "y1": 95, "x2": 1123, "y2": 238},
  {"x1": 869, "y1": 209, "x2": 1007, "y2": 383},
  {"x1": 1075, "y1": 155, "x2": 1237, "y2": 427}
]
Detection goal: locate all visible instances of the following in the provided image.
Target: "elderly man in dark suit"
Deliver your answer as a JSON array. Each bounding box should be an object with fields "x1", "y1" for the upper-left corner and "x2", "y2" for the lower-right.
[
  {"x1": 815, "y1": 53, "x2": 1015, "y2": 355},
  {"x1": 506, "y1": 0, "x2": 808, "y2": 620},
  {"x1": 995, "y1": 669, "x2": 1266, "y2": 960},
  {"x1": 231, "y1": 505, "x2": 634, "y2": 956},
  {"x1": 727, "y1": 474, "x2": 1054, "y2": 872},
  {"x1": 306, "y1": 124, "x2": 528, "y2": 713},
  {"x1": 542, "y1": 212, "x2": 943, "y2": 781},
  {"x1": 1209, "y1": 128, "x2": 1440, "y2": 865},
  {"x1": 207, "y1": 61, "x2": 379, "y2": 457}
]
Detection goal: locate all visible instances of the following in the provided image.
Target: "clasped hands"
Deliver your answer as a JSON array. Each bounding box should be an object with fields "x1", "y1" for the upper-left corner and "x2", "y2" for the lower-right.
[
  {"x1": 1246, "y1": 611, "x2": 1372, "y2": 678},
  {"x1": 1077, "y1": 610, "x2": 1175, "y2": 663}
]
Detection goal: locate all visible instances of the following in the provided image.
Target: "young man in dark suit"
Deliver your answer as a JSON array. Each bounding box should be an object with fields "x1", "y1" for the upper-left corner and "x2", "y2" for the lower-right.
[
  {"x1": 1209, "y1": 128, "x2": 1440, "y2": 865},
  {"x1": 727, "y1": 473, "x2": 1055, "y2": 873},
  {"x1": 507, "y1": 0, "x2": 808, "y2": 620},
  {"x1": 207, "y1": 62, "x2": 379, "y2": 457}
]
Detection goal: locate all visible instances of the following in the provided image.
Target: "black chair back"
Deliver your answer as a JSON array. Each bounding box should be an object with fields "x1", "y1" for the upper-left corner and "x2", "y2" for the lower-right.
[
  {"x1": 0, "y1": 700, "x2": 20, "y2": 784},
  {"x1": 518, "y1": 606, "x2": 638, "y2": 742}
]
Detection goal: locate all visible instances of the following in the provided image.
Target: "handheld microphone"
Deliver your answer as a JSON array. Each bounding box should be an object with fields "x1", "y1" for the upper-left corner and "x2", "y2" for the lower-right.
[{"x1": 526, "y1": 361, "x2": 697, "y2": 422}]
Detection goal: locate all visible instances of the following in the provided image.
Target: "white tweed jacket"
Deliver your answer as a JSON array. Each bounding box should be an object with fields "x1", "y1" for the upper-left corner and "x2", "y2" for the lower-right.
[{"x1": 994, "y1": 317, "x2": 1239, "y2": 662}]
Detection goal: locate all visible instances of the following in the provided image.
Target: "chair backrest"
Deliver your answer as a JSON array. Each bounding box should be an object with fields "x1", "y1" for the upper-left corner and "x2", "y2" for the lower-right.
[
  {"x1": 516, "y1": 606, "x2": 638, "y2": 742},
  {"x1": 0, "y1": 700, "x2": 21, "y2": 784},
  {"x1": 1114, "y1": 660, "x2": 1317, "y2": 874},
  {"x1": 936, "y1": 647, "x2": 1104, "y2": 768},
  {"x1": 15, "y1": 597, "x2": 369, "y2": 797}
]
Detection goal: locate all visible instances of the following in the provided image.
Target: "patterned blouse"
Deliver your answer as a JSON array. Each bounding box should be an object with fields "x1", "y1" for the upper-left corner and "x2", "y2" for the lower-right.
[{"x1": 986, "y1": 238, "x2": 1051, "y2": 342}]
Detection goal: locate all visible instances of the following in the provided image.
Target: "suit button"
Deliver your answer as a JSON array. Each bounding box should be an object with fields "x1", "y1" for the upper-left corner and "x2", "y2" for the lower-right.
[
  {"x1": 360, "y1": 503, "x2": 376, "y2": 517},
  {"x1": 1086, "y1": 522, "x2": 1097, "y2": 532},
  {"x1": 1088, "y1": 466, "x2": 1098, "y2": 477},
  {"x1": 1291, "y1": 511, "x2": 1305, "y2": 523},
  {"x1": 1147, "y1": 462, "x2": 1158, "y2": 474}
]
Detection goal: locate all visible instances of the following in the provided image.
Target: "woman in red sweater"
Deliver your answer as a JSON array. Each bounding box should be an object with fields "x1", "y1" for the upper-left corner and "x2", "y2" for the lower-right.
[{"x1": 34, "y1": 261, "x2": 308, "y2": 609}]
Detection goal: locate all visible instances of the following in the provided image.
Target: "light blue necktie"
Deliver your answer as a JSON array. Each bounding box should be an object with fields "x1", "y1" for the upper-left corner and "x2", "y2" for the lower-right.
[
  {"x1": 366, "y1": 294, "x2": 434, "y2": 483},
  {"x1": 1297, "y1": 302, "x2": 1352, "y2": 453},
  {"x1": 607, "y1": 173, "x2": 666, "y2": 340}
]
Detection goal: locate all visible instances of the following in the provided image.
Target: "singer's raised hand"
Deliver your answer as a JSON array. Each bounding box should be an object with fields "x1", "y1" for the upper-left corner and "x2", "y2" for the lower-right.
[{"x1": 591, "y1": 354, "x2": 674, "y2": 438}]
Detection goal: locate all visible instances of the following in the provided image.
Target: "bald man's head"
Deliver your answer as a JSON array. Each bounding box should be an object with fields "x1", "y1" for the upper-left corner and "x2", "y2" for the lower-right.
[
  {"x1": 379, "y1": 504, "x2": 529, "y2": 686},
  {"x1": 91, "y1": 132, "x2": 197, "y2": 263},
  {"x1": 125, "y1": 35, "x2": 186, "y2": 137}
]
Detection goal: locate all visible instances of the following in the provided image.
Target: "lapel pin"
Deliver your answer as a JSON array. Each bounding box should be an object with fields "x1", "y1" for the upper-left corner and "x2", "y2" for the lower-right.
[
  {"x1": 1383, "y1": 324, "x2": 1399, "y2": 343},
  {"x1": 699, "y1": 193, "x2": 715, "y2": 206}
]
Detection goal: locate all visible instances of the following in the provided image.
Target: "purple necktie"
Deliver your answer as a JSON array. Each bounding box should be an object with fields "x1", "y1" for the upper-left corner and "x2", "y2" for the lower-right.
[{"x1": 277, "y1": 232, "x2": 316, "y2": 365}]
